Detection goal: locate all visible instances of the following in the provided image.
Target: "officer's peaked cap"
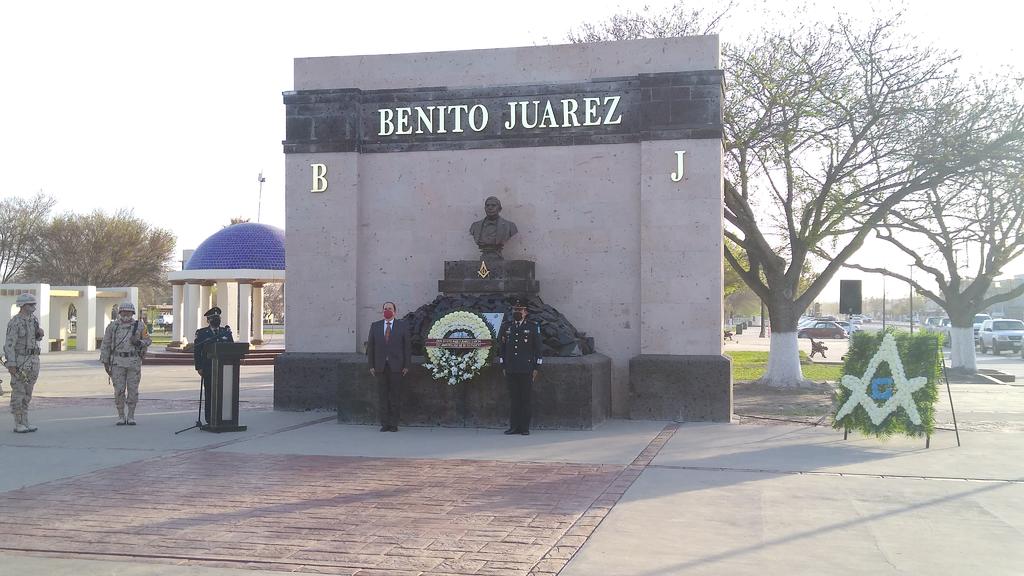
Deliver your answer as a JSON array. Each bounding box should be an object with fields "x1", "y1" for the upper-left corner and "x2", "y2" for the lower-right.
[
  {"x1": 204, "y1": 306, "x2": 222, "y2": 317},
  {"x1": 510, "y1": 296, "x2": 528, "y2": 308},
  {"x1": 15, "y1": 293, "x2": 37, "y2": 306}
]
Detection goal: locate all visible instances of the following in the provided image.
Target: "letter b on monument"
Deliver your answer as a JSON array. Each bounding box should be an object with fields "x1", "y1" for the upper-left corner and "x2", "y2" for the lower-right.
[{"x1": 310, "y1": 163, "x2": 328, "y2": 193}]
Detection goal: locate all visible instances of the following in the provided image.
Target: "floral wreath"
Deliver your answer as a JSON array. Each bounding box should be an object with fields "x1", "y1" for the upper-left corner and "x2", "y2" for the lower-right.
[{"x1": 422, "y1": 311, "x2": 494, "y2": 385}]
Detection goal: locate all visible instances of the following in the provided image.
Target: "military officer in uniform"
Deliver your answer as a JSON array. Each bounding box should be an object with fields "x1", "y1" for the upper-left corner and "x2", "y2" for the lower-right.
[
  {"x1": 100, "y1": 302, "x2": 152, "y2": 425},
  {"x1": 193, "y1": 307, "x2": 234, "y2": 424},
  {"x1": 5, "y1": 293, "x2": 44, "y2": 433},
  {"x1": 498, "y1": 296, "x2": 542, "y2": 435}
]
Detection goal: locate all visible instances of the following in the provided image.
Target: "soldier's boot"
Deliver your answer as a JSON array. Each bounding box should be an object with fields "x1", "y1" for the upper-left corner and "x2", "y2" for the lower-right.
[
  {"x1": 22, "y1": 411, "x2": 38, "y2": 432},
  {"x1": 116, "y1": 407, "x2": 127, "y2": 426},
  {"x1": 13, "y1": 411, "x2": 29, "y2": 433},
  {"x1": 126, "y1": 405, "x2": 136, "y2": 426}
]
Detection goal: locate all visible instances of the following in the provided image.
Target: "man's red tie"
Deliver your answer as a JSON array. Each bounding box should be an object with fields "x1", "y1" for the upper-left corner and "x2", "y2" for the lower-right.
[{"x1": 385, "y1": 322, "x2": 391, "y2": 344}]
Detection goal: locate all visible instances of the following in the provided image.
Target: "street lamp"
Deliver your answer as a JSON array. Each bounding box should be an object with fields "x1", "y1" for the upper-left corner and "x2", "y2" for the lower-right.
[{"x1": 882, "y1": 274, "x2": 887, "y2": 331}]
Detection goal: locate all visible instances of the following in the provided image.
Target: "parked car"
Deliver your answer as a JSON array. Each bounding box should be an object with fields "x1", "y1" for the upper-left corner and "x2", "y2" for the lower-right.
[
  {"x1": 973, "y1": 313, "x2": 992, "y2": 342},
  {"x1": 798, "y1": 321, "x2": 847, "y2": 339},
  {"x1": 836, "y1": 320, "x2": 860, "y2": 334},
  {"x1": 923, "y1": 317, "x2": 950, "y2": 333},
  {"x1": 977, "y1": 319, "x2": 1024, "y2": 354}
]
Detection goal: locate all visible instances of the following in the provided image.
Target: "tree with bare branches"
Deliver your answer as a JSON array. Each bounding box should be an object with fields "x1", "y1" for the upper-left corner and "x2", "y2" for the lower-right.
[
  {"x1": 567, "y1": 1, "x2": 732, "y2": 43},
  {"x1": 0, "y1": 193, "x2": 56, "y2": 282},
  {"x1": 724, "y1": 22, "x2": 1024, "y2": 385},
  {"x1": 571, "y1": 10, "x2": 1024, "y2": 385},
  {"x1": 846, "y1": 164, "x2": 1024, "y2": 371}
]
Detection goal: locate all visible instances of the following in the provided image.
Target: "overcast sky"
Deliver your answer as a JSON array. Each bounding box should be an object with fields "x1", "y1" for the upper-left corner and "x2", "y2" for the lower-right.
[{"x1": 2, "y1": 0, "x2": 1021, "y2": 299}]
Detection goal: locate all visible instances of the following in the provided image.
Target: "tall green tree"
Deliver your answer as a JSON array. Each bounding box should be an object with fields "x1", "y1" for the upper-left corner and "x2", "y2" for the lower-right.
[
  {"x1": 570, "y1": 10, "x2": 1024, "y2": 386},
  {"x1": 22, "y1": 209, "x2": 176, "y2": 290},
  {"x1": 0, "y1": 193, "x2": 56, "y2": 282}
]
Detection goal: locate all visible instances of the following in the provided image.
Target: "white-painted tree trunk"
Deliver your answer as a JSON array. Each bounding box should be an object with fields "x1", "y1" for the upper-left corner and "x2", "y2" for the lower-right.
[
  {"x1": 948, "y1": 326, "x2": 977, "y2": 372},
  {"x1": 760, "y1": 331, "x2": 806, "y2": 387}
]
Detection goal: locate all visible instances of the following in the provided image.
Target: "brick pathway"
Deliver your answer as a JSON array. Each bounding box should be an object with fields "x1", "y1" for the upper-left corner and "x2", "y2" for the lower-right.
[{"x1": 0, "y1": 424, "x2": 678, "y2": 575}]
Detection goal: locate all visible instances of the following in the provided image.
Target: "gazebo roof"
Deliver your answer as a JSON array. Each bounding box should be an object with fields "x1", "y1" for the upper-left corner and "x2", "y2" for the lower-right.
[{"x1": 185, "y1": 223, "x2": 285, "y2": 271}]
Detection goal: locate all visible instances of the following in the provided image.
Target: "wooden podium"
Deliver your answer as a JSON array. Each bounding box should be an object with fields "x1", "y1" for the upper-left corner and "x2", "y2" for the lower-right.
[{"x1": 202, "y1": 342, "x2": 250, "y2": 433}]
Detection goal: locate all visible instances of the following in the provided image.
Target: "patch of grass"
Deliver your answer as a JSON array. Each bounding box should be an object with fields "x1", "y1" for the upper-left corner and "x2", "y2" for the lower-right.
[{"x1": 726, "y1": 350, "x2": 843, "y2": 383}]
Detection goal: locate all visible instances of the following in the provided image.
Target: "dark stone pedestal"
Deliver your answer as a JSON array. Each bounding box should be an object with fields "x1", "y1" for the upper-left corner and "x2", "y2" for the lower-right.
[
  {"x1": 274, "y1": 352, "x2": 612, "y2": 429},
  {"x1": 273, "y1": 353, "x2": 351, "y2": 411},
  {"x1": 628, "y1": 354, "x2": 732, "y2": 422},
  {"x1": 438, "y1": 260, "x2": 539, "y2": 294}
]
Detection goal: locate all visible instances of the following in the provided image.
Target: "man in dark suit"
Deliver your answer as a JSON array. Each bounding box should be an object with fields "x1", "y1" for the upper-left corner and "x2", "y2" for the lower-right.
[
  {"x1": 193, "y1": 306, "x2": 234, "y2": 425},
  {"x1": 366, "y1": 301, "x2": 411, "y2": 432},
  {"x1": 498, "y1": 296, "x2": 542, "y2": 435}
]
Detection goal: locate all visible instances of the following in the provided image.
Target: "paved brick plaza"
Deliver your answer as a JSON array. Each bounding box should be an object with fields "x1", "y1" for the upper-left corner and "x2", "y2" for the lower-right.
[{"x1": 0, "y1": 423, "x2": 676, "y2": 575}]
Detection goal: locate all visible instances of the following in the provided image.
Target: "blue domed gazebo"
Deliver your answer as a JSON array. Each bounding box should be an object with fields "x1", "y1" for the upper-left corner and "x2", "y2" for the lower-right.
[{"x1": 167, "y1": 223, "x2": 285, "y2": 348}]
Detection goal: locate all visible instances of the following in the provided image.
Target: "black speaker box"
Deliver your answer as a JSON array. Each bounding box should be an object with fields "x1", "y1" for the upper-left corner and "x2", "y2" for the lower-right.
[{"x1": 839, "y1": 280, "x2": 862, "y2": 315}]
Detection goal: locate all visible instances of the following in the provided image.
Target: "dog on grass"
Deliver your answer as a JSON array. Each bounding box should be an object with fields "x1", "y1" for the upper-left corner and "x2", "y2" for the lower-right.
[{"x1": 809, "y1": 338, "x2": 828, "y2": 359}]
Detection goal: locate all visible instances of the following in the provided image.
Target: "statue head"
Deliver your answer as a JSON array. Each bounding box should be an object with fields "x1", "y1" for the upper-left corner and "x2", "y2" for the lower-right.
[{"x1": 484, "y1": 196, "x2": 502, "y2": 219}]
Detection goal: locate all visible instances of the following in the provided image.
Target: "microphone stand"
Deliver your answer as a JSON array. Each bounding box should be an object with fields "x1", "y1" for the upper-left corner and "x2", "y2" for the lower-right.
[{"x1": 175, "y1": 371, "x2": 205, "y2": 434}]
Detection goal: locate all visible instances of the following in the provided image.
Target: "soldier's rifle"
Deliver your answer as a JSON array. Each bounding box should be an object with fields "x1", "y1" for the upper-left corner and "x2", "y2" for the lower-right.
[{"x1": 0, "y1": 354, "x2": 30, "y2": 393}]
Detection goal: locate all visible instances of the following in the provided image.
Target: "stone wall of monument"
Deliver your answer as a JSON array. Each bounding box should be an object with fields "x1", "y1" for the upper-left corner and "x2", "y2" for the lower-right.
[{"x1": 283, "y1": 38, "x2": 724, "y2": 416}]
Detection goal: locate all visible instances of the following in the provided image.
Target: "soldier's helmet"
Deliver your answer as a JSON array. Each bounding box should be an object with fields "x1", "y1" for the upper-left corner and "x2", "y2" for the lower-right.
[
  {"x1": 15, "y1": 293, "x2": 37, "y2": 307},
  {"x1": 118, "y1": 302, "x2": 136, "y2": 314}
]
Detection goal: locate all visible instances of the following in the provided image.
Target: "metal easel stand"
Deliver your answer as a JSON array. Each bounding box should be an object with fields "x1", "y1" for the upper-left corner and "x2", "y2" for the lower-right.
[{"x1": 938, "y1": 347, "x2": 961, "y2": 447}]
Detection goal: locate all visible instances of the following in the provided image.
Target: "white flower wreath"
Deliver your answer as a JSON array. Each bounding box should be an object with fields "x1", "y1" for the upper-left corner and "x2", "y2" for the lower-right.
[{"x1": 422, "y1": 311, "x2": 494, "y2": 385}]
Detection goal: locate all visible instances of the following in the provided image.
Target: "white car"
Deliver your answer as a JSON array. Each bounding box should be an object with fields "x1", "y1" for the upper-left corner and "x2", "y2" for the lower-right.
[
  {"x1": 977, "y1": 319, "x2": 1024, "y2": 355},
  {"x1": 973, "y1": 314, "x2": 992, "y2": 342},
  {"x1": 836, "y1": 320, "x2": 859, "y2": 334}
]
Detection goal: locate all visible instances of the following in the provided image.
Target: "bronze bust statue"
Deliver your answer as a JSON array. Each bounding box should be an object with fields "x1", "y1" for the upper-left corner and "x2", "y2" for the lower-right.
[{"x1": 469, "y1": 196, "x2": 518, "y2": 260}]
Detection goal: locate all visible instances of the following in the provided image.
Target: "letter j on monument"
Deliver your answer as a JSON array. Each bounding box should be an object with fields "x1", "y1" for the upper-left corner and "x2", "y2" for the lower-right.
[{"x1": 278, "y1": 36, "x2": 731, "y2": 424}]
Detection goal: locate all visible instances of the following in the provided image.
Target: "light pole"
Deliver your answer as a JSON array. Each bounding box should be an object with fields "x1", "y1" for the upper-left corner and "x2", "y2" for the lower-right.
[
  {"x1": 882, "y1": 274, "x2": 887, "y2": 331},
  {"x1": 909, "y1": 265, "x2": 914, "y2": 334}
]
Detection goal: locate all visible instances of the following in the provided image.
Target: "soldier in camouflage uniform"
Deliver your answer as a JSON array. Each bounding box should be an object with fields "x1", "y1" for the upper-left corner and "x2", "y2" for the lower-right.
[
  {"x1": 5, "y1": 293, "x2": 44, "y2": 433},
  {"x1": 100, "y1": 302, "x2": 151, "y2": 426}
]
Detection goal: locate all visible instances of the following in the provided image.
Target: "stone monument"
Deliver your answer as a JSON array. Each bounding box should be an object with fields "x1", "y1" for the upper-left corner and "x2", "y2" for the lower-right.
[{"x1": 276, "y1": 37, "x2": 731, "y2": 425}]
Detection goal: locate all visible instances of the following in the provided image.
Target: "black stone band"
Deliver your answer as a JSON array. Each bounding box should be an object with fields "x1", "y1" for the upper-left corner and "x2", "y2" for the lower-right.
[{"x1": 283, "y1": 70, "x2": 723, "y2": 154}]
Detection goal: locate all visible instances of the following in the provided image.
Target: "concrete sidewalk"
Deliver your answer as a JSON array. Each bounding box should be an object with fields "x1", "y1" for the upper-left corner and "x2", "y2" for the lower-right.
[{"x1": 0, "y1": 357, "x2": 1022, "y2": 575}]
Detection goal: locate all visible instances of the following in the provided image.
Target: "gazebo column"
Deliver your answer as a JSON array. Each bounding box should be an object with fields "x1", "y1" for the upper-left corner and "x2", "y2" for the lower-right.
[
  {"x1": 49, "y1": 301, "x2": 68, "y2": 351},
  {"x1": 75, "y1": 286, "x2": 96, "y2": 351},
  {"x1": 200, "y1": 283, "x2": 214, "y2": 315},
  {"x1": 215, "y1": 281, "x2": 238, "y2": 333},
  {"x1": 170, "y1": 283, "x2": 184, "y2": 346},
  {"x1": 251, "y1": 283, "x2": 265, "y2": 345},
  {"x1": 183, "y1": 283, "x2": 201, "y2": 349},
  {"x1": 238, "y1": 282, "x2": 252, "y2": 343}
]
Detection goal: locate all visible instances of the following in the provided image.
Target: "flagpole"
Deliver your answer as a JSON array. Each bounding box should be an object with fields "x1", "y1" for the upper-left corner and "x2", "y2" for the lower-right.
[{"x1": 257, "y1": 171, "x2": 266, "y2": 223}]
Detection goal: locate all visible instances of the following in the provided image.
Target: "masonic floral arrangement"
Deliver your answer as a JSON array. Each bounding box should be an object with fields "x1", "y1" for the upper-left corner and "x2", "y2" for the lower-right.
[
  {"x1": 833, "y1": 331, "x2": 941, "y2": 438},
  {"x1": 423, "y1": 311, "x2": 494, "y2": 385}
]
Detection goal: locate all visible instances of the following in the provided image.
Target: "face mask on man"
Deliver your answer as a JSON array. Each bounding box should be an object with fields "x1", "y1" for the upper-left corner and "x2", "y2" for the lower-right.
[
  {"x1": 209, "y1": 315, "x2": 222, "y2": 327},
  {"x1": 513, "y1": 311, "x2": 524, "y2": 322},
  {"x1": 119, "y1": 313, "x2": 133, "y2": 323},
  {"x1": 383, "y1": 309, "x2": 395, "y2": 320}
]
